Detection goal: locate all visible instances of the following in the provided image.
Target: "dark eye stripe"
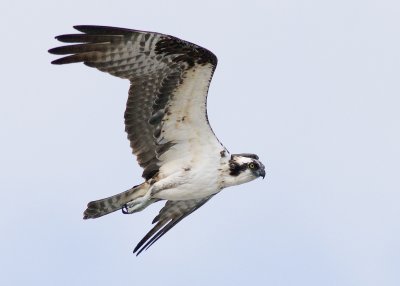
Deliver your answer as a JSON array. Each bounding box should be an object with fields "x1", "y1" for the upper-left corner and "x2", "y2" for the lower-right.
[{"x1": 229, "y1": 162, "x2": 247, "y2": 176}]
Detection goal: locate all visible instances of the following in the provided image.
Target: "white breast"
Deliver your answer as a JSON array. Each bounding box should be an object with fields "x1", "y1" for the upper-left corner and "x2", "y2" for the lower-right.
[{"x1": 150, "y1": 63, "x2": 227, "y2": 200}]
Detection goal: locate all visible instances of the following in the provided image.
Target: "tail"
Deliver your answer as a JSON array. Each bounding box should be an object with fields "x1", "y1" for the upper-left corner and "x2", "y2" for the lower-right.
[{"x1": 83, "y1": 183, "x2": 149, "y2": 219}]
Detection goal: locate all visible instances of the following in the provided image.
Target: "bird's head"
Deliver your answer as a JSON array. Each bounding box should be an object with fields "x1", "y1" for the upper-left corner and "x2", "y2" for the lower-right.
[{"x1": 224, "y1": 153, "x2": 265, "y2": 187}]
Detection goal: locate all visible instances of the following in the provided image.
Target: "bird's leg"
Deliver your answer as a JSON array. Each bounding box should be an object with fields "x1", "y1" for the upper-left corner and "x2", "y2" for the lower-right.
[
  {"x1": 149, "y1": 171, "x2": 188, "y2": 197},
  {"x1": 122, "y1": 192, "x2": 153, "y2": 214},
  {"x1": 123, "y1": 172, "x2": 186, "y2": 214}
]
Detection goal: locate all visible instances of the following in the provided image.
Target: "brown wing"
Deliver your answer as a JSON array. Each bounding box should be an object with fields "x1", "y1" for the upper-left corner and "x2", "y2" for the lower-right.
[
  {"x1": 133, "y1": 196, "x2": 213, "y2": 255},
  {"x1": 49, "y1": 25, "x2": 218, "y2": 180}
]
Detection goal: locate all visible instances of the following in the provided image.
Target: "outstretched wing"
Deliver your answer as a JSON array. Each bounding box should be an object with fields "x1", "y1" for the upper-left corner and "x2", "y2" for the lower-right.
[
  {"x1": 134, "y1": 196, "x2": 213, "y2": 255},
  {"x1": 49, "y1": 25, "x2": 225, "y2": 180}
]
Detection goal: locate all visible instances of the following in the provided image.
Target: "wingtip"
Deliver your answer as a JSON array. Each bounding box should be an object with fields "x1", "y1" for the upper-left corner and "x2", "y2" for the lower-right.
[
  {"x1": 133, "y1": 242, "x2": 142, "y2": 253},
  {"x1": 133, "y1": 240, "x2": 149, "y2": 256},
  {"x1": 72, "y1": 25, "x2": 102, "y2": 34},
  {"x1": 73, "y1": 25, "x2": 88, "y2": 32},
  {"x1": 133, "y1": 246, "x2": 142, "y2": 256},
  {"x1": 72, "y1": 25, "x2": 136, "y2": 36},
  {"x1": 48, "y1": 47, "x2": 66, "y2": 64},
  {"x1": 50, "y1": 58, "x2": 64, "y2": 65},
  {"x1": 73, "y1": 25, "x2": 106, "y2": 33},
  {"x1": 54, "y1": 35, "x2": 70, "y2": 42}
]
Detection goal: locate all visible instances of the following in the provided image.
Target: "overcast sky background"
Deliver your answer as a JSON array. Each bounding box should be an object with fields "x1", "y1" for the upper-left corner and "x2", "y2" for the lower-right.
[{"x1": 1, "y1": 0, "x2": 399, "y2": 285}]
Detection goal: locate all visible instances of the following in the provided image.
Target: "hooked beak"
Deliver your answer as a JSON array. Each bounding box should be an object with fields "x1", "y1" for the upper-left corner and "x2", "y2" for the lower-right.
[{"x1": 258, "y1": 168, "x2": 266, "y2": 179}]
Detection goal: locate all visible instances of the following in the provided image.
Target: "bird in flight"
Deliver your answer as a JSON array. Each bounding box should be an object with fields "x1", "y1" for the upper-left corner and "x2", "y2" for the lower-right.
[{"x1": 49, "y1": 25, "x2": 265, "y2": 255}]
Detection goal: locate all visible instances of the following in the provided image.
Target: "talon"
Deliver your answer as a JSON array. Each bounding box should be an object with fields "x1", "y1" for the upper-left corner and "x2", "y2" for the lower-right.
[
  {"x1": 122, "y1": 201, "x2": 139, "y2": 214},
  {"x1": 122, "y1": 204, "x2": 129, "y2": 214}
]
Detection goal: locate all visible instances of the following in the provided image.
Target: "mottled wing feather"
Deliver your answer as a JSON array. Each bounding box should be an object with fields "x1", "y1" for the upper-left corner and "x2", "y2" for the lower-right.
[
  {"x1": 49, "y1": 25, "x2": 219, "y2": 180},
  {"x1": 125, "y1": 70, "x2": 184, "y2": 179},
  {"x1": 133, "y1": 196, "x2": 213, "y2": 255}
]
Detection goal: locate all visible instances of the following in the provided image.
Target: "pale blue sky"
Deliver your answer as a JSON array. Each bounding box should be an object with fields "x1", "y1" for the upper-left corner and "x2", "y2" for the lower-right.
[{"x1": 1, "y1": 0, "x2": 399, "y2": 285}]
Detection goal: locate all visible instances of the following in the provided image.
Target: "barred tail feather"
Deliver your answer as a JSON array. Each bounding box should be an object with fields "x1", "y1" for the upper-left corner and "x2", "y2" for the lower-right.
[{"x1": 83, "y1": 183, "x2": 149, "y2": 219}]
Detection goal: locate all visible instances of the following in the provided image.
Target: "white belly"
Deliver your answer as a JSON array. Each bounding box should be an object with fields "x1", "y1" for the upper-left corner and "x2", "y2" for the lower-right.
[{"x1": 152, "y1": 164, "x2": 221, "y2": 200}]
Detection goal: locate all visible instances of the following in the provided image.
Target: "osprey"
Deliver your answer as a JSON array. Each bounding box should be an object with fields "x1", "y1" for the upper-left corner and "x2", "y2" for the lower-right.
[{"x1": 49, "y1": 25, "x2": 265, "y2": 255}]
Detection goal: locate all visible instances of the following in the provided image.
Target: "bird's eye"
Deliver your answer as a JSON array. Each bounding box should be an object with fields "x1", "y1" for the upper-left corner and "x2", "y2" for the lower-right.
[{"x1": 249, "y1": 163, "x2": 255, "y2": 169}]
